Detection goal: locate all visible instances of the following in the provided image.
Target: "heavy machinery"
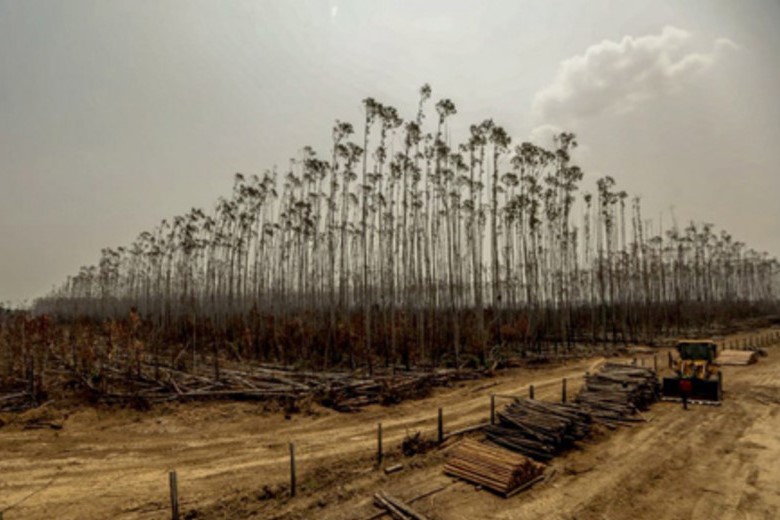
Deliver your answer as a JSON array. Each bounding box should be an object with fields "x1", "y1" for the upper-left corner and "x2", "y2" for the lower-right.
[{"x1": 662, "y1": 340, "x2": 723, "y2": 404}]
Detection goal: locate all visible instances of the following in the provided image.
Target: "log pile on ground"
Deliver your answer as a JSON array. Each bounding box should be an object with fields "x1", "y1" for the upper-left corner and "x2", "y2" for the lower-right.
[
  {"x1": 444, "y1": 439, "x2": 545, "y2": 496},
  {"x1": 575, "y1": 363, "x2": 659, "y2": 427},
  {"x1": 716, "y1": 349, "x2": 759, "y2": 366},
  {"x1": 0, "y1": 378, "x2": 38, "y2": 413},
  {"x1": 477, "y1": 363, "x2": 660, "y2": 468},
  {"x1": 484, "y1": 398, "x2": 591, "y2": 461},
  {"x1": 373, "y1": 491, "x2": 430, "y2": 520},
  {"x1": 324, "y1": 369, "x2": 484, "y2": 411},
  {"x1": 13, "y1": 352, "x2": 484, "y2": 413},
  {"x1": 0, "y1": 391, "x2": 36, "y2": 413}
]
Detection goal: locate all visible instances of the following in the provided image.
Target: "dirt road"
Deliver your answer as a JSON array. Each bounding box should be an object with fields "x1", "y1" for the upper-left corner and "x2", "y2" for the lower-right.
[
  {"x1": 0, "y1": 355, "x2": 605, "y2": 519},
  {"x1": 1, "y1": 334, "x2": 778, "y2": 519},
  {"x1": 418, "y1": 346, "x2": 780, "y2": 520}
]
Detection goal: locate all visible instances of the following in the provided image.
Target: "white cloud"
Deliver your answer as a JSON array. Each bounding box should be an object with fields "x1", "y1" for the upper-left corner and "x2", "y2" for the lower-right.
[
  {"x1": 533, "y1": 26, "x2": 737, "y2": 126},
  {"x1": 529, "y1": 123, "x2": 563, "y2": 148}
]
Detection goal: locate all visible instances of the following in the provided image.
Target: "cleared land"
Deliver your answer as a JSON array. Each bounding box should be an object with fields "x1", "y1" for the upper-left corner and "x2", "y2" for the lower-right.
[{"x1": 1, "y1": 333, "x2": 779, "y2": 519}]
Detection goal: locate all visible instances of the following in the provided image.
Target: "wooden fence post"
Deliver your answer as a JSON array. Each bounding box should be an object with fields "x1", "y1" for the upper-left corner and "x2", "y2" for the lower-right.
[
  {"x1": 169, "y1": 471, "x2": 179, "y2": 520},
  {"x1": 377, "y1": 423, "x2": 383, "y2": 466},
  {"x1": 490, "y1": 395, "x2": 496, "y2": 425},
  {"x1": 529, "y1": 384, "x2": 535, "y2": 399},
  {"x1": 437, "y1": 407, "x2": 443, "y2": 444},
  {"x1": 290, "y1": 442, "x2": 296, "y2": 497},
  {"x1": 653, "y1": 354, "x2": 658, "y2": 373},
  {"x1": 562, "y1": 378, "x2": 567, "y2": 403}
]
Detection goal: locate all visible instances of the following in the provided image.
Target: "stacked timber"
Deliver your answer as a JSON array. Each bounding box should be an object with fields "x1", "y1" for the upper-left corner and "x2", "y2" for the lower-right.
[
  {"x1": 716, "y1": 349, "x2": 759, "y2": 366},
  {"x1": 444, "y1": 438, "x2": 545, "y2": 497},
  {"x1": 484, "y1": 398, "x2": 591, "y2": 461},
  {"x1": 576, "y1": 363, "x2": 659, "y2": 426}
]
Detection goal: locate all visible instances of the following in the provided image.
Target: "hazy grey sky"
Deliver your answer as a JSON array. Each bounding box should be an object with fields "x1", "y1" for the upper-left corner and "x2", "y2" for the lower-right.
[{"x1": 1, "y1": 0, "x2": 779, "y2": 304}]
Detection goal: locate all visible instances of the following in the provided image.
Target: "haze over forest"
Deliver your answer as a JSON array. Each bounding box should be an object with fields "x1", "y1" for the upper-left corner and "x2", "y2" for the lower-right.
[{"x1": 1, "y1": 0, "x2": 779, "y2": 304}]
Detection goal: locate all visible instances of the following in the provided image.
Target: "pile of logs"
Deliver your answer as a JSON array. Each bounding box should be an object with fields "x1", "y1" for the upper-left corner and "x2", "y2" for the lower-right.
[
  {"x1": 444, "y1": 438, "x2": 545, "y2": 497},
  {"x1": 0, "y1": 391, "x2": 35, "y2": 413},
  {"x1": 0, "y1": 378, "x2": 37, "y2": 413},
  {"x1": 716, "y1": 349, "x2": 759, "y2": 366},
  {"x1": 483, "y1": 363, "x2": 659, "y2": 462},
  {"x1": 324, "y1": 369, "x2": 481, "y2": 412},
  {"x1": 575, "y1": 363, "x2": 659, "y2": 426},
  {"x1": 373, "y1": 491, "x2": 430, "y2": 520},
  {"x1": 3, "y1": 353, "x2": 483, "y2": 413},
  {"x1": 484, "y1": 398, "x2": 591, "y2": 461}
]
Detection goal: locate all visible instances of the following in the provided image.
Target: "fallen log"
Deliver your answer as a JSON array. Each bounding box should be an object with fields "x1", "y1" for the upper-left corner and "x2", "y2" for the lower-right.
[
  {"x1": 384, "y1": 464, "x2": 403, "y2": 475},
  {"x1": 365, "y1": 485, "x2": 450, "y2": 520},
  {"x1": 373, "y1": 491, "x2": 430, "y2": 520}
]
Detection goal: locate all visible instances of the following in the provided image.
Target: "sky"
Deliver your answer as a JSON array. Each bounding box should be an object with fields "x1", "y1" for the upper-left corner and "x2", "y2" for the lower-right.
[{"x1": 1, "y1": 0, "x2": 779, "y2": 304}]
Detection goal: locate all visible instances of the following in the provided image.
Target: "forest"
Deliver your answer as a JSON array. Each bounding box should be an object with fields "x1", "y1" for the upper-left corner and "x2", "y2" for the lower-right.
[{"x1": 6, "y1": 85, "x2": 777, "y2": 390}]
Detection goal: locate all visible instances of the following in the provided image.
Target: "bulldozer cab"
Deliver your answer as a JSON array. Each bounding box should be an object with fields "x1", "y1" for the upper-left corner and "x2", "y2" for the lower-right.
[{"x1": 677, "y1": 341, "x2": 717, "y2": 362}]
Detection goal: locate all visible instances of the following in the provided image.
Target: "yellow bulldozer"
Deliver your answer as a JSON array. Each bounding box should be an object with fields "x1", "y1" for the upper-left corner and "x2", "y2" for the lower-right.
[{"x1": 662, "y1": 340, "x2": 723, "y2": 405}]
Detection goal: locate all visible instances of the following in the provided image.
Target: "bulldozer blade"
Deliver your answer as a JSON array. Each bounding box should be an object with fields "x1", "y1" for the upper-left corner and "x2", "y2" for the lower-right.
[{"x1": 662, "y1": 377, "x2": 722, "y2": 403}]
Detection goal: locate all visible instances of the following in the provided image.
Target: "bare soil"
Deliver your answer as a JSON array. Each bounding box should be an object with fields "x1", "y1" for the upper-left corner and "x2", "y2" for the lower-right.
[{"x1": 1, "y1": 332, "x2": 779, "y2": 520}]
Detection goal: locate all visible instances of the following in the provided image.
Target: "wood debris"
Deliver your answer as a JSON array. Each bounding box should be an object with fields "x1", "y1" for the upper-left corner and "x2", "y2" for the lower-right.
[
  {"x1": 14, "y1": 352, "x2": 487, "y2": 413},
  {"x1": 401, "y1": 431, "x2": 437, "y2": 456},
  {"x1": 383, "y1": 464, "x2": 403, "y2": 475},
  {"x1": 0, "y1": 389, "x2": 36, "y2": 413},
  {"x1": 373, "y1": 491, "x2": 430, "y2": 520}
]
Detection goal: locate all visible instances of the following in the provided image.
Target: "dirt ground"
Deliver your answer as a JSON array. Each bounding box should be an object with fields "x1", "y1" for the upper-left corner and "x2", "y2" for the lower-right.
[{"x1": 1, "y1": 331, "x2": 779, "y2": 520}]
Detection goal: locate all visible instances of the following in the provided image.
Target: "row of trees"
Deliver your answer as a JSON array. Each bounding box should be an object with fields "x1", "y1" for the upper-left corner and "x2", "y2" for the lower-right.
[{"x1": 36, "y1": 85, "x2": 779, "y2": 370}]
